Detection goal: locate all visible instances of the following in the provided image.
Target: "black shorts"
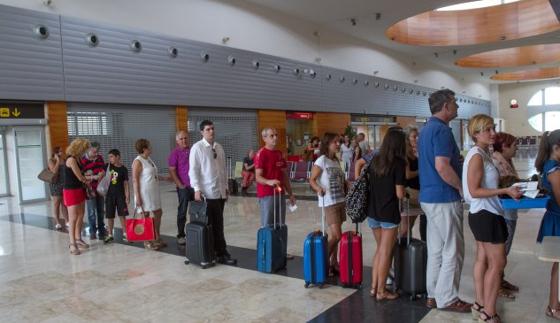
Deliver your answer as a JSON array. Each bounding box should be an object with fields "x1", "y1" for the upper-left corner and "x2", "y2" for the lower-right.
[
  {"x1": 105, "y1": 194, "x2": 129, "y2": 219},
  {"x1": 468, "y1": 210, "x2": 508, "y2": 244}
]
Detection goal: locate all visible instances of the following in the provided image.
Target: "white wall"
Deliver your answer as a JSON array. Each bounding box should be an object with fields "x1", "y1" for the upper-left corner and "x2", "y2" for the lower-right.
[
  {"x1": 498, "y1": 80, "x2": 560, "y2": 136},
  {"x1": 0, "y1": 0, "x2": 491, "y2": 99}
]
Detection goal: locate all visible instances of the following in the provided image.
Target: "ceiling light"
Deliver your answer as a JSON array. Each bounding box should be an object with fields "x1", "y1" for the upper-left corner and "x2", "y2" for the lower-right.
[
  {"x1": 434, "y1": 52, "x2": 439, "y2": 58},
  {"x1": 350, "y1": 18, "x2": 357, "y2": 26},
  {"x1": 375, "y1": 13, "x2": 382, "y2": 20}
]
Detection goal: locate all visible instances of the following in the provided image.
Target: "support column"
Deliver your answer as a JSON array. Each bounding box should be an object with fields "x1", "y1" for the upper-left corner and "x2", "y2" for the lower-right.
[
  {"x1": 176, "y1": 106, "x2": 188, "y2": 132},
  {"x1": 45, "y1": 101, "x2": 69, "y2": 155}
]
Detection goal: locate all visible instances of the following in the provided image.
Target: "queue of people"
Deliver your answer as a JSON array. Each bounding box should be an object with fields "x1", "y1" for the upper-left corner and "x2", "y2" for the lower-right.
[{"x1": 46, "y1": 92, "x2": 560, "y2": 322}]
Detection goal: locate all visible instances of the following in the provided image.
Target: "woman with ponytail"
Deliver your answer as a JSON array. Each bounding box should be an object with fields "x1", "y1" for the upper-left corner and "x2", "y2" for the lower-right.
[{"x1": 536, "y1": 129, "x2": 560, "y2": 320}]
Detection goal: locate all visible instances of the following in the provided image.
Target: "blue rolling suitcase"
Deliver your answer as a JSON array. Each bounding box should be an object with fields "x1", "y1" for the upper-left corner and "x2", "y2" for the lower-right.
[
  {"x1": 303, "y1": 200, "x2": 328, "y2": 288},
  {"x1": 257, "y1": 187, "x2": 287, "y2": 273}
]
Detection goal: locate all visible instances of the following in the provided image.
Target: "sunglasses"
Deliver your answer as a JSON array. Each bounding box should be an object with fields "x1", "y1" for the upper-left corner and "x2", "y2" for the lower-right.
[{"x1": 212, "y1": 147, "x2": 217, "y2": 159}]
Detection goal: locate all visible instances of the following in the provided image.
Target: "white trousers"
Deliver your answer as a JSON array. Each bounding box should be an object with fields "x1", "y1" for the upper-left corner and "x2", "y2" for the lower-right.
[{"x1": 421, "y1": 201, "x2": 465, "y2": 308}]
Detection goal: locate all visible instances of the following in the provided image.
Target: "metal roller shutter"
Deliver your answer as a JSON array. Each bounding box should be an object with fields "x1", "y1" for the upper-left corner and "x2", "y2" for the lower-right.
[
  {"x1": 67, "y1": 103, "x2": 176, "y2": 174},
  {"x1": 188, "y1": 108, "x2": 258, "y2": 171}
]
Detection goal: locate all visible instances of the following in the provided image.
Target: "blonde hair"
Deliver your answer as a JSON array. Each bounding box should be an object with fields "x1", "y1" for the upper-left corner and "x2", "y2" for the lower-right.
[
  {"x1": 65, "y1": 138, "x2": 90, "y2": 157},
  {"x1": 468, "y1": 114, "x2": 494, "y2": 142}
]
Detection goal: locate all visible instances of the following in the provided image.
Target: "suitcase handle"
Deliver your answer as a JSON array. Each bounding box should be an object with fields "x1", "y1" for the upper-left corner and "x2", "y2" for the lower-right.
[
  {"x1": 320, "y1": 197, "x2": 326, "y2": 237},
  {"x1": 273, "y1": 185, "x2": 282, "y2": 230},
  {"x1": 398, "y1": 198, "x2": 411, "y2": 246}
]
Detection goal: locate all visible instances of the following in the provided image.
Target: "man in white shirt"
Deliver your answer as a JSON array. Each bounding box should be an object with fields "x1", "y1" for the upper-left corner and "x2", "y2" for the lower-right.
[
  {"x1": 357, "y1": 133, "x2": 370, "y2": 155},
  {"x1": 189, "y1": 120, "x2": 237, "y2": 266}
]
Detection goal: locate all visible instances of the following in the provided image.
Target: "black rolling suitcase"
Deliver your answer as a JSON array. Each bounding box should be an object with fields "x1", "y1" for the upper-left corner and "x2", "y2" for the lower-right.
[
  {"x1": 185, "y1": 198, "x2": 215, "y2": 269},
  {"x1": 227, "y1": 157, "x2": 238, "y2": 195},
  {"x1": 393, "y1": 199, "x2": 427, "y2": 300}
]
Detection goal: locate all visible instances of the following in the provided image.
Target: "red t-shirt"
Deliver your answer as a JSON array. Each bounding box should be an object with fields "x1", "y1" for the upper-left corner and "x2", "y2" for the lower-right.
[{"x1": 255, "y1": 147, "x2": 286, "y2": 198}]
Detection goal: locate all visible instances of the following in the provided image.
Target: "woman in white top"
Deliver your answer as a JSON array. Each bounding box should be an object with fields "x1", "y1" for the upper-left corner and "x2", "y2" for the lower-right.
[
  {"x1": 309, "y1": 132, "x2": 348, "y2": 276},
  {"x1": 462, "y1": 114, "x2": 521, "y2": 323},
  {"x1": 340, "y1": 134, "x2": 353, "y2": 172},
  {"x1": 132, "y1": 138, "x2": 171, "y2": 251}
]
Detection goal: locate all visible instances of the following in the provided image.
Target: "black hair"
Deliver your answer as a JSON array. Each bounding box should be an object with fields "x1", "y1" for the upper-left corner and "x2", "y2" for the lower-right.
[
  {"x1": 429, "y1": 89, "x2": 455, "y2": 115},
  {"x1": 199, "y1": 120, "x2": 213, "y2": 131},
  {"x1": 372, "y1": 130, "x2": 406, "y2": 177},
  {"x1": 108, "y1": 149, "x2": 120, "y2": 157},
  {"x1": 536, "y1": 130, "x2": 560, "y2": 173}
]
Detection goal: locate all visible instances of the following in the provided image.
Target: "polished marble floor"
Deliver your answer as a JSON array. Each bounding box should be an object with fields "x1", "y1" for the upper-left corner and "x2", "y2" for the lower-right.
[{"x1": 0, "y1": 152, "x2": 557, "y2": 322}]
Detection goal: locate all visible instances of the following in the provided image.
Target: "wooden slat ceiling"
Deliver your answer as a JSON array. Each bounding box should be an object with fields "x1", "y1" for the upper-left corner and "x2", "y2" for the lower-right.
[
  {"x1": 455, "y1": 44, "x2": 560, "y2": 68},
  {"x1": 386, "y1": 0, "x2": 560, "y2": 46},
  {"x1": 491, "y1": 67, "x2": 560, "y2": 80}
]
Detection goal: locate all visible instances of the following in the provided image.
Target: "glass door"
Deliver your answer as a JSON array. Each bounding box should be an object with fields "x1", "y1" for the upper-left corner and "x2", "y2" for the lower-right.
[
  {"x1": 0, "y1": 132, "x2": 8, "y2": 196},
  {"x1": 14, "y1": 127, "x2": 47, "y2": 203}
]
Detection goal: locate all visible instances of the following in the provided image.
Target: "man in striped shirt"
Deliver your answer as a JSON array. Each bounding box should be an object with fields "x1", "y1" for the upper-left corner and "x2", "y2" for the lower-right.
[{"x1": 81, "y1": 141, "x2": 107, "y2": 240}]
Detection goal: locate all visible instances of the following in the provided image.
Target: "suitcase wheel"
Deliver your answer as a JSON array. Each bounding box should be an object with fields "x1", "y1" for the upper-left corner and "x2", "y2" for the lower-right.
[
  {"x1": 184, "y1": 259, "x2": 190, "y2": 265},
  {"x1": 318, "y1": 284, "x2": 325, "y2": 289},
  {"x1": 410, "y1": 295, "x2": 417, "y2": 301},
  {"x1": 201, "y1": 264, "x2": 210, "y2": 269},
  {"x1": 304, "y1": 283, "x2": 310, "y2": 288}
]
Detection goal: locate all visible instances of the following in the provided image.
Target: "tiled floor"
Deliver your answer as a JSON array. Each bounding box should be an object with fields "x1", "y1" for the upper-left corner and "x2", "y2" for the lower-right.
[{"x1": 0, "y1": 152, "x2": 557, "y2": 322}]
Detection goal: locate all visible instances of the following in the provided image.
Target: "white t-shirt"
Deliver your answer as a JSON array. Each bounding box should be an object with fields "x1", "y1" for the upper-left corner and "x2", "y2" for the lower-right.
[
  {"x1": 340, "y1": 143, "x2": 353, "y2": 165},
  {"x1": 462, "y1": 146, "x2": 504, "y2": 216},
  {"x1": 314, "y1": 155, "x2": 346, "y2": 207}
]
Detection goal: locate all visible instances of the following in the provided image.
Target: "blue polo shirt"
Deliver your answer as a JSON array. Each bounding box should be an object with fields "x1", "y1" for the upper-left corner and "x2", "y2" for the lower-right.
[{"x1": 418, "y1": 117, "x2": 461, "y2": 203}]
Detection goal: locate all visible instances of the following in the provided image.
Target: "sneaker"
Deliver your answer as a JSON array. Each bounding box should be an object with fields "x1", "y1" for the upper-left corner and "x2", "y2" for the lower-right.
[
  {"x1": 104, "y1": 235, "x2": 114, "y2": 244},
  {"x1": 122, "y1": 235, "x2": 128, "y2": 242},
  {"x1": 440, "y1": 299, "x2": 472, "y2": 313},
  {"x1": 55, "y1": 224, "x2": 62, "y2": 230},
  {"x1": 177, "y1": 237, "x2": 186, "y2": 245}
]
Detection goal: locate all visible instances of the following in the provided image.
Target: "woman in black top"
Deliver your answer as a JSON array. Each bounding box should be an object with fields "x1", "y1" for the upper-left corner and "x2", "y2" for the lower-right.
[
  {"x1": 63, "y1": 139, "x2": 91, "y2": 255},
  {"x1": 367, "y1": 129, "x2": 406, "y2": 301},
  {"x1": 400, "y1": 126, "x2": 426, "y2": 240}
]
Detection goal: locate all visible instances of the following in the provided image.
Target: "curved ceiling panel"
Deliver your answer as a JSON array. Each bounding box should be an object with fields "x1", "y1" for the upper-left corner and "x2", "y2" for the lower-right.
[
  {"x1": 455, "y1": 44, "x2": 560, "y2": 68},
  {"x1": 491, "y1": 67, "x2": 560, "y2": 80},
  {"x1": 386, "y1": 0, "x2": 560, "y2": 46}
]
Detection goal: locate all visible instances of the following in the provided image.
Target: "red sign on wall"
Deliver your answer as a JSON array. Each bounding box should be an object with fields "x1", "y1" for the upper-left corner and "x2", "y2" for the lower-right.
[{"x1": 286, "y1": 112, "x2": 313, "y2": 120}]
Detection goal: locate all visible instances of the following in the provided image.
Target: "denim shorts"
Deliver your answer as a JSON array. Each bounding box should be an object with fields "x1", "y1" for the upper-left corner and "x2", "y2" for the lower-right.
[{"x1": 367, "y1": 217, "x2": 398, "y2": 229}]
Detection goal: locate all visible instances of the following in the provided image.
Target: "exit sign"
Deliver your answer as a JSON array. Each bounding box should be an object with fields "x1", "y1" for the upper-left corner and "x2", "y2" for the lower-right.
[{"x1": 0, "y1": 103, "x2": 44, "y2": 119}]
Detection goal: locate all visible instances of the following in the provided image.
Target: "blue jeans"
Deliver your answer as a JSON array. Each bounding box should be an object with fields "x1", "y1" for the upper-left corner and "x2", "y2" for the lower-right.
[
  {"x1": 367, "y1": 217, "x2": 398, "y2": 229},
  {"x1": 87, "y1": 195, "x2": 106, "y2": 236},
  {"x1": 258, "y1": 194, "x2": 286, "y2": 228}
]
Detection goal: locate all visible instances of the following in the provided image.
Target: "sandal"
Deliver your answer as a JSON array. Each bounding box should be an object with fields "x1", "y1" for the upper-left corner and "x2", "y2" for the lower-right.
[
  {"x1": 498, "y1": 287, "x2": 516, "y2": 300},
  {"x1": 546, "y1": 306, "x2": 560, "y2": 320},
  {"x1": 376, "y1": 290, "x2": 399, "y2": 301},
  {"x1": 144, "y1": 241, "x2": 160, "y2": 251},
  {"x1": 472, "y1": 302, "x2": 484, "y2": 320},
  {"x1": 69, "y1": 243, "x2": 81, "y2": 255},
  {"x1": 479, "y1": 310, "x2": 501, "y2": 323},
  {"x1": 501, "y1": 279, "x2": 519, "y2": 292},
  {"x1": 369, "y1": 288, "x2": 376, "y2": 297},
  {"x1": 75, "y1": 239, "x2": 90, "y2": 249}
]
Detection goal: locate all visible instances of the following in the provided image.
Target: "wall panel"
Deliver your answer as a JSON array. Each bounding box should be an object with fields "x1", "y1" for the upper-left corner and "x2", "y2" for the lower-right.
[
  {"x1": 46, "y1": 101, "x2": 68, "y2": 153},
  {"x1": 313, "y1": 113, "x2": 351, "y2": 138},
  {"x1": 257, "y1": 110, "x2": 287, "y2": 155},
  {"x1": 0, "y1": 5, "x2": 64, "y2": 100}
]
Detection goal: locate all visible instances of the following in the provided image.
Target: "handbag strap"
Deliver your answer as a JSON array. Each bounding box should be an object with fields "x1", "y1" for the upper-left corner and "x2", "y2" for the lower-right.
[{"x1": 132, "y1": 206, "x2": 146, "y2": 219}]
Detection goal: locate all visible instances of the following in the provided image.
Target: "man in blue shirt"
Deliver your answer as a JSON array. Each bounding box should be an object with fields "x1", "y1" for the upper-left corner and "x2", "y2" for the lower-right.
[{"x1": 418, "y1": 89, "x2": 471, "y2": 313}]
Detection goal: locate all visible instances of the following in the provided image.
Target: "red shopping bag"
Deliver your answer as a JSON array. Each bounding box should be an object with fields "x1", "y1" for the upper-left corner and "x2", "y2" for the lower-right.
[{"x1": 126, "y1": 208, "x2": 155, "y2": 242}]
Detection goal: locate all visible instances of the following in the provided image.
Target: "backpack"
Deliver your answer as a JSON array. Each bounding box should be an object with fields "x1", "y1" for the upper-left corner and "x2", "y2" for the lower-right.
[{"x1": 345, "y1": 159, "x2": 373, "y2": 223}]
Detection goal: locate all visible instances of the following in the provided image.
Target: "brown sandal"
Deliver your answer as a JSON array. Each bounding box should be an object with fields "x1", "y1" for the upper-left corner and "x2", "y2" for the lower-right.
[
  {"x1": 547, "y1": 306, "x2": 560, "y2": 320},
  {"x1": 479, "y1": 310, "x2": 501, "y2": 323},
  {"x1": 75, "y1": 239, "x2": 90, "y2": 249},
  {"x1": 501, "y1": 279, "x2": 519, "y2": 292},
  {"x1": 69, "y1": 243, "x2": 81, "y2": 255},
  {"x1": 376, "y1": 290, "x2": 399, "y2": 301},
  {"x1": 498, "y1": 287, "x2": 516, "y2": 300}
]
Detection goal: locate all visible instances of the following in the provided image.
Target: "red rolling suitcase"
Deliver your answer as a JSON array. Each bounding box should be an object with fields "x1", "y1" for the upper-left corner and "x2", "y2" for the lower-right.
[{"x1": 339, "y1": 222, "x2": 363, "y2": 288}]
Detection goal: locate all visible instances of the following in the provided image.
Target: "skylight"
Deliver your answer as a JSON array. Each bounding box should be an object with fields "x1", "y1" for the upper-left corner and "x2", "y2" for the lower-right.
[{"x1": 437, "y1": 0, "x2": 519, "y2": 11}]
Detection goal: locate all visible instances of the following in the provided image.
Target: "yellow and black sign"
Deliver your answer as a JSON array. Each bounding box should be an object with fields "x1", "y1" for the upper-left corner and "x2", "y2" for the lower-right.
[{"x1": 0, "y1": 103, "x2": 44, "y2": 119}]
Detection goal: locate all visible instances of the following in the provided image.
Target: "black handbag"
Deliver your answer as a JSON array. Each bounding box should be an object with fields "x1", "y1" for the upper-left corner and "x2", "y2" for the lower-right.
[{"x1": 345, "y1": 159, "x2": 373, "y2": 223}]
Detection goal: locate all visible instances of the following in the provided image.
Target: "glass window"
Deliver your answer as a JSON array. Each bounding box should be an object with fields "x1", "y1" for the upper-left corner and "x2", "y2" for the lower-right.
[
  {"x1": 15, "y1": 129, "x2": 46, "y2": 201},
  {"x1": 545, "y1": 87, "x2": 560, "y2": 105},
  {"x1": 528, "y1": 90, "x2": 543, "y2": 106},
  {"x1": 437, "y1": 0, "x2": 518, "y2": 11},
  {"x1": 545, "y1": 111, "x2": 560, "y2": 131},
  {"x1": 528, "y1": 114, "x2": 543, "y2": 132}
]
